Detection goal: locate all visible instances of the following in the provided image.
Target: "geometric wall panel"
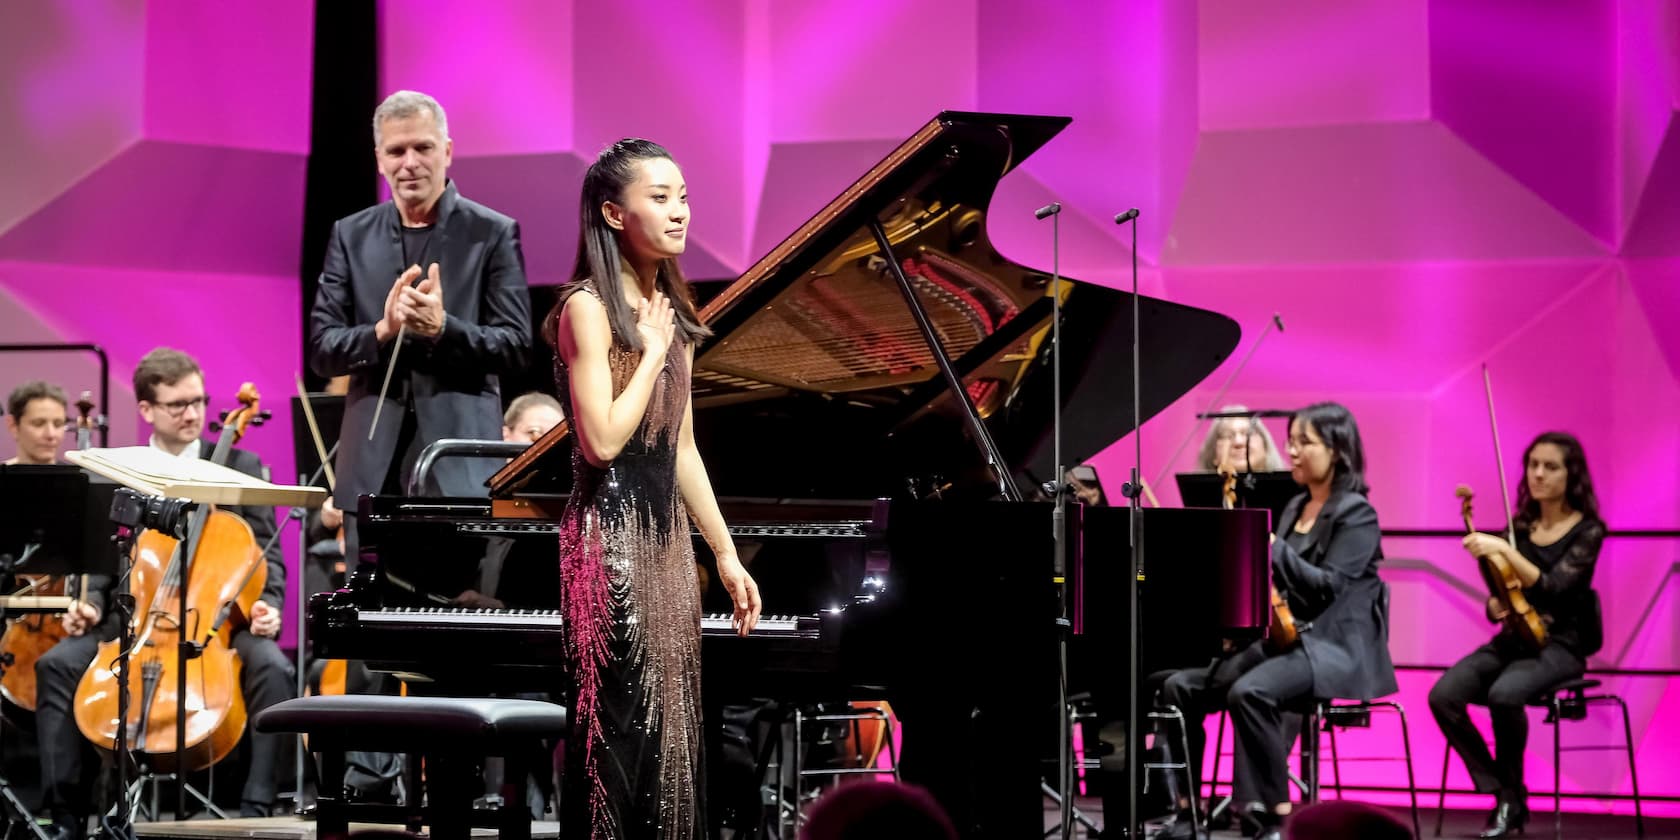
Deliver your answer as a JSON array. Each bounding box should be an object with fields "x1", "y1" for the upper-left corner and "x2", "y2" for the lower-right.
[{"x1": 0, "y1": 141, "x2": 307, "y2": 276}]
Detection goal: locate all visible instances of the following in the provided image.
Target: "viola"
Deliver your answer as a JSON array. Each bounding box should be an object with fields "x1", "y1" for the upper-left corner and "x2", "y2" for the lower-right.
[
  {"x1": 72, "y1": 383, "x2": 270, "y2": 771},
  {"x1": 1466, "y1": 364, "x2": 1547, "y2": 651},
  {"x1": 1457, "y1": 485, "x2": 1546, "y2": 650}
]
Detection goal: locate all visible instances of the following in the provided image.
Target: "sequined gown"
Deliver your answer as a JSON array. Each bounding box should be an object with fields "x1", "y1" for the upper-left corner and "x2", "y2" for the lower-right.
[{"x1": 556, "y1": 285, "x2": 705, "y2": 840}]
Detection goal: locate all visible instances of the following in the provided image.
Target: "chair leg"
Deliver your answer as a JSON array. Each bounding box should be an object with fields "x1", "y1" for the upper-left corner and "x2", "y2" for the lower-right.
[
  {"x1": 1612, "y1": 696, "x2": 1644, "y2": 839},
  {"x1": 500, "y1": 752, "x2": 533, "y2": 840},
  {"x1": 1302, "y1": 707, "x2": 1321, "y2": 803},
  {"x1": 793, "y1": 708, "x2": 806, "y2": 831},
  {"x1": 1208, "y1": 708, "x2": 1227, "y2": 808},
  {"x1": 1553, "y1": 697, "x2": 1563, "y2": 840},
  {"x1": 1170, "y1": 707, "x2": 1205, "y2": 832},
  {"x1": 1326, "y1": 715, "x2": 1343, "y2": 800},
  {"x1": 1388, "y1": 702, "x2": 1422, "y2": 840},
  {"x1": 318, "y1": 743, "x2": 349, "y2": 840},
  {"x1": 1434, "y1": 741, "x2": 1449, "y2": 837}
]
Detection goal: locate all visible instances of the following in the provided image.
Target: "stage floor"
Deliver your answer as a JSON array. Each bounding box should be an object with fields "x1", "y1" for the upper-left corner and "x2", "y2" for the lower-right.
[
  {"x1": 1044, "y1": 799, "x2": 1675, "y2": 839},
  {"x1": 130, "y1": 818, "x2": 559, "y2": 839},
  {"x1": 93, "y1": 805, "x2": 1677, "y2": 838}
]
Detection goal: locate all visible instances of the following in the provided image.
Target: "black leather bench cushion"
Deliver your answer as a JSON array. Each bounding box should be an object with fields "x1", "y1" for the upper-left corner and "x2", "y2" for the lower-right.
[{"x1": 255, "y1": 695, "x2": 568, "y2": 751}]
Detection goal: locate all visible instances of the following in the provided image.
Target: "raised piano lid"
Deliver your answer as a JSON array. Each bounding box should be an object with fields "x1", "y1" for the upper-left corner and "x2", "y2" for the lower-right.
[{"x1": 491, "y1": 111, "x2": 1240, "y2": 502}]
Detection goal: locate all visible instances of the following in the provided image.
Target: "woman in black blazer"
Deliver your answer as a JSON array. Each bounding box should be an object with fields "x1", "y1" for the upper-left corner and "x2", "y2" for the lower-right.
[{"x1": 1160, "y1": 402, "x2": 1397, "y2": 840}]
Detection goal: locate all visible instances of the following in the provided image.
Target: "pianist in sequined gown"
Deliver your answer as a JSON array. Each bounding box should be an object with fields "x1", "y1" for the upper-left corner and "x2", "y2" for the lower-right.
[{"x1": 549, "y1": 138, "x2": 763, "y2": 840}]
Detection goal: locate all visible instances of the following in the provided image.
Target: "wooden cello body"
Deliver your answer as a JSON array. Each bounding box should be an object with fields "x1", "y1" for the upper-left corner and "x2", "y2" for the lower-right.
[{"x1": 71, "y1": 384, "x2": 269, "y2": 771}]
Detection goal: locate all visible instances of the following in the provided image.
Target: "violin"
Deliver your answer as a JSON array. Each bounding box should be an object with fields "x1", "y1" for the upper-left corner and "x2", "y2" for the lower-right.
[
  {"x1": 0, "y1": 393, "x2": 97, "y2": 711},
  {"x1": 1457, "y1": 485, "x2": 1547, "y2": 650},
  {"x1": 1222, "y1": 464, "x2": 1299, "y2": 650},
  {"x1": 72, "y1": 383, "x2": 270, "y2": 771},
  {"x1": 1464, "y1": 364, "x2": 1547, "y2": 651}
]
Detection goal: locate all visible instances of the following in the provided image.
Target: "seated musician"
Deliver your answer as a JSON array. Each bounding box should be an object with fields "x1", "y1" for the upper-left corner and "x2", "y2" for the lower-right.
[
  {"x1": 501, "y1": 391, "x2": 563, "y2": 445},
  {"x1": 34, "y1": 348, "x2": 294, "y2": 839},
  {"x1": 443, "y1": 392, "x2": 566, "y2": 611},
  {"x1": 1195, "y1": 403, "x2": 1284, "y2": 473},
  {"x1": 4, "y1": 380, "x2": 69, "y2": 465},
  {"x1": 1158, "y1": 402, "x2": 1396, "y2": 840},
  {"x1": 1428, "y1": 432, "x2": 1605, "y2": 838}
]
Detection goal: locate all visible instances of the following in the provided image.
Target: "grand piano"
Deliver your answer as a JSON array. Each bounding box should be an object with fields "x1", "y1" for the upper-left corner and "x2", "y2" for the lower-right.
[{"x1": 311, "y1": 111, "x2": 1271, "y2": 837}]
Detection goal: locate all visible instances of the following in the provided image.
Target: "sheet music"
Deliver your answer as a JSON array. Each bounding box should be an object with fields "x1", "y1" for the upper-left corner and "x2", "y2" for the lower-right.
[{"x1": 65, "y1": 447, "x2": 326, "y2": 508}]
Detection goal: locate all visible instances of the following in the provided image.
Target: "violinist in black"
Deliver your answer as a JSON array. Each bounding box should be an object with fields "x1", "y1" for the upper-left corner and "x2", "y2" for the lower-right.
[
  {"x1": 1158, "y1": 402, "x2": 1397, "y2": 840},
  {"x1": 1429, "y1": 431, "x2": 1606, "y2": 838}
]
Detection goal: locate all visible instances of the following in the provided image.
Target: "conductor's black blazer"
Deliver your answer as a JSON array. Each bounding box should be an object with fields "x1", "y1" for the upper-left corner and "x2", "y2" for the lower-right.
[{"x1": 307, "y1": 181, "x2": 532, "y2": 508}]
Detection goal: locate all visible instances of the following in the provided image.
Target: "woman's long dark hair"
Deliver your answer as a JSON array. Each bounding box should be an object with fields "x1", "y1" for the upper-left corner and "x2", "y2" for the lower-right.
[
  {"x1": 1290, "y1": 401, "x2": 1369, "y2": 495},
  {"x1": 543, "y1": 138, "x2": 710, "y2": 351},
  {"x1": 1513, "y1": 431, "x2": 1600, "y2": 528}
]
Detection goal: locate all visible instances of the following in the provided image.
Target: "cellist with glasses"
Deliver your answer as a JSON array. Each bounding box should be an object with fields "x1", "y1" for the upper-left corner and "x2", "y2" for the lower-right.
[{"x1": 1428, "y1": 431, "x2": 1607, "y2": 838}]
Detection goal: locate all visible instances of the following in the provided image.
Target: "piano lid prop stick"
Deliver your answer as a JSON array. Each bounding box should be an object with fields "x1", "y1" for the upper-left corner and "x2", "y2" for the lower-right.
[{"x1": 295, "y1": 375, "x2": 336, "y2": 491}]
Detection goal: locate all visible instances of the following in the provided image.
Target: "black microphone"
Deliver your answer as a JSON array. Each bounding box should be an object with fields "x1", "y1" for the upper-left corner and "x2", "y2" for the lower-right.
[
  {"x1": 1114, "y1": 208, "x2": 1140, "y2": 224},
  {"x1": 1273, "y1": 313, "x2": 1285, "y2": 332},
  {"x1": 1035, "y1": 202, "x2": 1061, "y2": 220}
]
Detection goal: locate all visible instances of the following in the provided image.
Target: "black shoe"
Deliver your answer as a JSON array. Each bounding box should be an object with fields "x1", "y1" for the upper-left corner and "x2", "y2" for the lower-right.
[
  {"x1": 45, "y1": 818, "x2": 85, "y2": 840},
  {"x1": 1156, "y1": 812, "x2": 1203, "y2": 840},
  {"x1": 239, "y1": 801, "x2": 273, "y2": 819},
  {"x1": 1249, "y1": 808, "x2": 1285, "y2": 840},
  {"x1": 1479, "y1": 793, "x2": 1529, "y2": 838}
]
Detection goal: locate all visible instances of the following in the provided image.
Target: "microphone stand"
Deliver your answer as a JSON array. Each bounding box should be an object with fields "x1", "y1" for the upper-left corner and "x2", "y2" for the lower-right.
[
  {"x1": 1148, "y1": 314, "x2": 1285, "y2": 492},
  {"x1": 1034, "y1": 202, "x2": 1077, "y2": 840},
  {"x1": 1114, "y1": 207, "x2": 1142, "y2": 840}
]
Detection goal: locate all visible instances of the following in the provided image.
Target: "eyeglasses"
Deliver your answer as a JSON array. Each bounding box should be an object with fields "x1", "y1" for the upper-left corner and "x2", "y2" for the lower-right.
[
  {"x1": 152, "y1": 396, "x2": 209, "y2": 417},
  {"x1": 1287, "y1": 437, "x2": 1324, "y2": 450}
]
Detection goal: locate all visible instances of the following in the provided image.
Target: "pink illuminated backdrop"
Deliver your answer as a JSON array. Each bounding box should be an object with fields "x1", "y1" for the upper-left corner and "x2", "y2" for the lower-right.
[{"x1": 1, "y1": 0, "x2": 1677, "y2": 817}]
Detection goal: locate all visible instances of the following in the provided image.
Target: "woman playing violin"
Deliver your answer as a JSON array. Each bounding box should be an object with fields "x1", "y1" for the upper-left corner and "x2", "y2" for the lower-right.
[
  {"x1": 1428, "y1": 431, "x2": 1606, "y2": 838},
  {"x1": 1158, "y1": 402, "x2": 1396, "y2": 840}
]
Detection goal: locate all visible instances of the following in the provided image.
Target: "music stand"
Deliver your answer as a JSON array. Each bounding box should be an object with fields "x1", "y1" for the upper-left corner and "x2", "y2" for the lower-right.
[
  {"x1": 1176, "y1": 470, "x2": 1300, "y2": 523},
  {"x1": 0, "y1": 465, "x2": 119, "y2": 578},
  {"x1": 0, "y1": 465, "x2": 103, "y2": 840}
]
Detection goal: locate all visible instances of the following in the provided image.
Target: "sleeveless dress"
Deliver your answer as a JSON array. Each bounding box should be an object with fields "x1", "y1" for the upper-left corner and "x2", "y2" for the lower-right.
[{"x1": 555, "y1": 283, "x2": 705, "y2": 839}]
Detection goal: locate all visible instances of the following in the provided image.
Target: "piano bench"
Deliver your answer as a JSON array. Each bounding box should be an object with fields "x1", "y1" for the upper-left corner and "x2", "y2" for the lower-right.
[{"x1": 255, "y1": 695, "x2": 568, "y2": 840}]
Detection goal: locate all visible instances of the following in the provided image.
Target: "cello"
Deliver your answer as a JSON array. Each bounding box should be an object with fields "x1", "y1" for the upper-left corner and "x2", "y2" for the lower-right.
[
  {"x1": 0, "y1": 392, "x2": 97, "y2": 711},
  {"x1": 72, "y1": 384, "x2": 270, "y2": 771}
]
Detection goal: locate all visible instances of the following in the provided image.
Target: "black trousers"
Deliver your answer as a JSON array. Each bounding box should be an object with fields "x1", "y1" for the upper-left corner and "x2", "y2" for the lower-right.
[
  {"x1": 36, "y1": 625, "x2": 296, "y2": 818},
  {"x1": 1428, "y1": 636, "x2": 1584, "y2": 797},
  {"x1": 228, "y1": 629, "x2": 298, "y2": 807},
  {"x1": 1160, "y1": 641, "x2": 1312, "y2": 810},
  {"x1": 35, "y1": 627, "x2": 110, "y2": 821}
]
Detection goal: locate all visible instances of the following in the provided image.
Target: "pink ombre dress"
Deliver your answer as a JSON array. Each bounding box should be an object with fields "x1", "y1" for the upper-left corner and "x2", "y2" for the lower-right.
[{"x1": 555, "y1": 283, "x2": 705, "y2": 840}]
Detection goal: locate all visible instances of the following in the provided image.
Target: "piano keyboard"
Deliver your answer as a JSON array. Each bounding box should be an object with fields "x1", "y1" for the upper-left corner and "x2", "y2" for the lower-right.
[{"x1": 345, "y1": 607, "x2": 821, "y2": 638}]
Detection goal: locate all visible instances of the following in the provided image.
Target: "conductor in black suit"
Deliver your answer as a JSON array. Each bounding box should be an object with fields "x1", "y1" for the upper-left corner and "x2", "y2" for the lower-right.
[
  {"x1": 307, "y1": 90, "x2": 531, "y2": 561},
  {"x1": 1157, "y1": 402, "x2": 1397, "y2": 840}
]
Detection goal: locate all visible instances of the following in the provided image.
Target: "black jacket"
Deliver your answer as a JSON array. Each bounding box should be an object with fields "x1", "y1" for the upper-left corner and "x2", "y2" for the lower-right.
[
  {"x1": 1271, "y1": 490, "x2": 1398, "y2": 701},
  {"x1": 307, "y1": 181, "x2": 531, "y2": 507}
]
